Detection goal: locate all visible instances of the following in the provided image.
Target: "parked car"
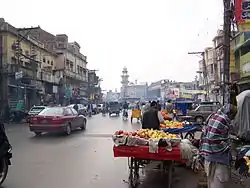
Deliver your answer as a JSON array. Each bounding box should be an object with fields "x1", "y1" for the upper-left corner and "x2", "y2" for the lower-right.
[
  {"x1": 29, "y1": 107, "x2": 87, "y2": 136},
  {"x1": 187, "y1": 104, "x2": 219, "y2": 123},
  {"x1": 67, "y1": 104, "x2": 87, "y2": 116},
  {"x1": 27, "y1": 106, "x2": 47, "y2": 123}
]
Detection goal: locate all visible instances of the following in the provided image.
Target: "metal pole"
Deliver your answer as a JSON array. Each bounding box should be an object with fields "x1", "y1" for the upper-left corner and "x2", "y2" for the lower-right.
[{"x1": 223, "y1": 0, "x2": 232, "y2": 105}]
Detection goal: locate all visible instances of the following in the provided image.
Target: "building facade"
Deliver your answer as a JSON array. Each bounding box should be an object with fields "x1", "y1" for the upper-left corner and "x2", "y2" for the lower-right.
[
  {"x1": 0, "y1": 18, "x2": 90, "y2": 117},
  {"x1": 27, "y1": 28, "x2": 89, "y2": 105}
]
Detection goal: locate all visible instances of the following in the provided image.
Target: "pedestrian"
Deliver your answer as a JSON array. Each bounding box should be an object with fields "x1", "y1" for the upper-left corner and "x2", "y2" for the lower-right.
[
  {"x1": 200, "y1": 104, "x2": 237, "y2": 188},
  {"x1": 142, "y1": 101, "x2": 165, "y2": 130},
  {"x1": 157, "y1": 100, "x2": 161, "y2": 111}
]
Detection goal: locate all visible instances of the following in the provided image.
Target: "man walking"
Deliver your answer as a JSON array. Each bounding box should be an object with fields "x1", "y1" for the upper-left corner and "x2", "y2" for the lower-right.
[{"x1": 200, "y1": 104, "x2": 237, "y2": 188}]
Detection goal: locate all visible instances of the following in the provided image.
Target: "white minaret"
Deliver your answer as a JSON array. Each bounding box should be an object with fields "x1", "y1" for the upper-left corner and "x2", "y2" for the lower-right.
[{"x1": 121, "y1": 67, "x2": 129, "y2": 98}]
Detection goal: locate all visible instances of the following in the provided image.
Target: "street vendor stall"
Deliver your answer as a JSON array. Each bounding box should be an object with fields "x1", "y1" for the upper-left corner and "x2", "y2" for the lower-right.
[
  {"x1": 160, "y1": 120, "x2": 202, "y2": 140},
  {"x1": 112, "y1": 129, "x2": 198, "y2": 188}
]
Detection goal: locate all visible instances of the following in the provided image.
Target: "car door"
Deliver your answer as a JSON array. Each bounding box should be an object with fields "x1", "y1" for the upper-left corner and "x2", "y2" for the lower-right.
[
  {"x1": 203, "y1": 106, "x2": 213, "y2": 119},
  {"x1": 65, "y1": 108, "x2": 78, "y2": 129},
  {"x1": 70, "y1": 108, "x2": 81, "y2": 127}
]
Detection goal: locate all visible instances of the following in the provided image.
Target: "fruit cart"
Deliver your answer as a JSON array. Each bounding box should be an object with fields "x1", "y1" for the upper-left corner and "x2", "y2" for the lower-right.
[
  {"x1": 131, "y1": 109, "x2": 142, "y2": 123},
  {"x1": 113, "y1": 145, "x2": 181, "y2": 188},
  {"x1": 161, "y1": 123, "x2": 202, "y2": 140},
  {"x1": 112, "y1": 129, "x2": 182, "y2": 188}
]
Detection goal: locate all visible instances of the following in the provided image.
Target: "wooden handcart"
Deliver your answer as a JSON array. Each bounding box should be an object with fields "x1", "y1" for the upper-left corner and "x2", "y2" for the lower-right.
[{"x1": 113, "y1": 145, "x2": 182, "y2": 188}]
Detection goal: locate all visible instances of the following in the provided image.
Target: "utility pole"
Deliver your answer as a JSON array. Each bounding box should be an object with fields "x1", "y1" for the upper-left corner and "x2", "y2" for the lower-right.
[
  {"x1": 188, "y1": 51, "x2": 209, "y2": 101},
  {"x1": 88, "y1": 69, "x2": 98, "y2": 103},
  {"x1": 15, "y1": 27, "x2": 39, "y2": 107},
  {"x1": 222, "y1": 0, "x2": 233, "y2": 105}
]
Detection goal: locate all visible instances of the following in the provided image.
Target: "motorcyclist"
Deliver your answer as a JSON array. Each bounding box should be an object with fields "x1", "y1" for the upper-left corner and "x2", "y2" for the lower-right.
[
  {"x1": 122, "y1": 101, "x2": 129, "y2": 117},
  {"x1": 87, "y1": 102, "x2": 93, "y2": 117}
]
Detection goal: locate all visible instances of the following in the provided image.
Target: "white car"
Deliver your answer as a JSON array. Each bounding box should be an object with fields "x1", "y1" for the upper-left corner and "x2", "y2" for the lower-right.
[{"x1": 67, "y1": 104, "x2": 87, "y2": 116}]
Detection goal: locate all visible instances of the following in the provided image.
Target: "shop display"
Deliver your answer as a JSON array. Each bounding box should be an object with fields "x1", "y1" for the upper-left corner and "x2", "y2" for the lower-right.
[
  {"x1": 112, "y1": 129, "x2": 180, "y2": 147},
  {"x1": 114, "y1": 129, "x2": 178, "y2": 139},
  {"x1": 160, "y1": 120, "x2": 184, "y2": 129}
]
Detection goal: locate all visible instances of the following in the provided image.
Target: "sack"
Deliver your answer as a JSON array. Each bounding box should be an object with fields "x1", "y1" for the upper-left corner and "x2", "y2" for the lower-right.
[{"x1": 234, "y1": 90, "x2": 250, "y2": 141}]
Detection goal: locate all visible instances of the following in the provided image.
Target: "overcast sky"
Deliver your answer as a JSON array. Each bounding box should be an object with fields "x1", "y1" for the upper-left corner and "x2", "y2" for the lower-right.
[{"x1": 1, "y1": 0, "x2": 223, "y2": 91}]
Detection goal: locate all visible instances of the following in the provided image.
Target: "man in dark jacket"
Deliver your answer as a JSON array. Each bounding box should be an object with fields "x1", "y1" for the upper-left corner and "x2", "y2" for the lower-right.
[
  {"x1": 142, "y1": 101, "x2": 164, "y2": 130},
  {"x1": 157, "y1": 100, "x2": 161, "y2": 111}
]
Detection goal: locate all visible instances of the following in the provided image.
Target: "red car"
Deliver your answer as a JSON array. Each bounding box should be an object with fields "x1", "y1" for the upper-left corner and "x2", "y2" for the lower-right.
[{"x1": 29, "y1": 107, "x2": 87, "y2": 136}]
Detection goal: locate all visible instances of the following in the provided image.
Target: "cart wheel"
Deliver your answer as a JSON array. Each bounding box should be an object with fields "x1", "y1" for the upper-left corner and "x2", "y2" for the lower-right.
[
  {"x1": 185, "y1": 131, "x2": 195, "y2": 140},
  {"x1": 128, "y1": 157, "x2": 139, "y2": 188}
]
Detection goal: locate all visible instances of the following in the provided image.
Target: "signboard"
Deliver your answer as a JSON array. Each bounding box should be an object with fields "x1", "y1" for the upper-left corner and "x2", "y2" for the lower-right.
[{"x1": 235, "y1": 0, "x2": 250, "y2": 31}]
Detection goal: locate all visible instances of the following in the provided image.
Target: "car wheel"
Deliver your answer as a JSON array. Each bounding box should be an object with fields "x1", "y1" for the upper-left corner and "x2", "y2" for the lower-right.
[
  {"x1": 65, "y1": 124, "x2": 72, "y2": 135},
  {"x1": 195, "y1": 116, "x2": 204, "y2": 124},
  {"x1": 80, "y1": 120, "x2": 86, "y2": 130},
  {"x1": 35, "y1": 132, "x2": 42, "y2": 136}
]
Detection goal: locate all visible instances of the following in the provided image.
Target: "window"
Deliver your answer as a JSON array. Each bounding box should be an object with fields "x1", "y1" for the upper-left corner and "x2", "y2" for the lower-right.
[
  {"x1": 47, "y1": 60, "x2": 50, "y2": 64},
  {"x1": 210, "y1": 64, "x2": 214, "y2": 74},
  {"x1": 70, "y1": 64, "x2": 73, "y2": 71},
  {"x1": 51, "y1": 61, "x2": 53, "y2": 65},
  {"x1": 43, "y1": 58, "x2": 46, "y2": 63},
  {"x1": 203, "y1": 106, "x2": 212, "y2": 111},
  {"x1": 65, "y1": 108, "x2": 73, "y2": 116},
  {"x1": 241, "y1": 45, "x2": 250, "y2": 56},
  {"x1": 39, "y1": 107, "x2": 64, "y2": 116},
  {"x1": 77, "y1": 65, "x2": 80, "y2": 73},
  {"x1": 29, "y1": 107, "x2": 45, "y2": 113}
]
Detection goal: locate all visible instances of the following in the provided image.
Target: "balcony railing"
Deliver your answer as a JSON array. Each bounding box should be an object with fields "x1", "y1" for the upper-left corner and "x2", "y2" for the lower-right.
[{"x1": 64, "y1": 69, "x2": 87, "y2": 82}]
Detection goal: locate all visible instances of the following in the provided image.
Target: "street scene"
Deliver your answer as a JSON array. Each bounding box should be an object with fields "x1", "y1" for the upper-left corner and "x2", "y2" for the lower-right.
[{"x1": 1, "y1": 0, "x2": 250, "y2": 188}]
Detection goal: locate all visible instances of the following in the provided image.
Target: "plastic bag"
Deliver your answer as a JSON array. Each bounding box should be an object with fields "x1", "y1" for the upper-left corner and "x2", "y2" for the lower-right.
[
  {"x1": 234, "y1": 90, "x2": 250, "y2": 141},
  {"x1": 180, "y1": 139, "x2": 199, "y2": 165}
]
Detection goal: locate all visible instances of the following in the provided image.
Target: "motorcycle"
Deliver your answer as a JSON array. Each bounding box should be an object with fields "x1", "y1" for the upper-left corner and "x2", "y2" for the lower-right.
[
  {"x1": 122, "y1": 109, "x2": 128, "y2": 120},
  {"x1": 0, "y1": 123, "x2": 12, "y2": 185},
  {"x1": 88, "y1": 111, "x2": 92, "y2": 117},
  {"x1": 102, "y1": 109, "x2": 106, "y2": 116}
]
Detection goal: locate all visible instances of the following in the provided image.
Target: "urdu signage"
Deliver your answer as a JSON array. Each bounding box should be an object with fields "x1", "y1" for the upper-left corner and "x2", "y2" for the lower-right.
[{"x1": 235, "y1": 0, "x2": 250, "y2": 31}]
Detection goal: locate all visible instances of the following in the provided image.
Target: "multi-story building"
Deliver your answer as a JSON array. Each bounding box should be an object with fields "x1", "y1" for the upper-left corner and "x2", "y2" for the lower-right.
[
  {"x1": 27, "y1": 28, "x2": 89, "y2": 105},
  {"x1": 0, "y1": 18, "x2": 62, "y2": 111},
  {"x1": 230, "y1": 32, "x2": 250, "y2": 92},
  {"x1": 0, "y1": 18, "x2": 90, "y2": 118},
  {"x1": 126, "y1": 82, "x2": 148, "y2": 100}
]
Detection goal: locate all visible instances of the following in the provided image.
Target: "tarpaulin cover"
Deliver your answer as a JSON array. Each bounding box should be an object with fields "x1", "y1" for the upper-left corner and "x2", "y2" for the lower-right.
[
  {"x1": 234, "y1": 90, "x2": 250, "y2": 141},
  {"x1": 113, "y1": 145, "x2": 181, "y2": 161},
  {"x1": 161, "y1": 125, "x2": 199, "y2": 134}
]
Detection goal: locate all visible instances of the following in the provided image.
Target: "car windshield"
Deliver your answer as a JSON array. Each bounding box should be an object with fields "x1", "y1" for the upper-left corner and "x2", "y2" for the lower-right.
[
  {"x1": 30, "y1": 107, "x2": 45, "y2": 112},
  {"x1": 38, "y1": 108, "x2": 64, "y2": 116}
]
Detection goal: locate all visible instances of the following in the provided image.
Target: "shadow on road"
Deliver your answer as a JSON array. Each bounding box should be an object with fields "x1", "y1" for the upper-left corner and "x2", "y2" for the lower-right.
[{"x1": 29, "y1": 129, "x2": 85, "y2": 143}]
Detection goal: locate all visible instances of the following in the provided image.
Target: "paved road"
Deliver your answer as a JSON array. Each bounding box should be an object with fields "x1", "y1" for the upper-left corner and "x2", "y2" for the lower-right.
[{"x1": 3, "y1": 113, "x2": 249, "y2": 188}]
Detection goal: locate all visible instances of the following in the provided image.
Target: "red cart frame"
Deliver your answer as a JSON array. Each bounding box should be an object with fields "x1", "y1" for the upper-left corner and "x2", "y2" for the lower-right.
[{"x1": 113, "y1": 145, "x2": 182, "y2": 188}]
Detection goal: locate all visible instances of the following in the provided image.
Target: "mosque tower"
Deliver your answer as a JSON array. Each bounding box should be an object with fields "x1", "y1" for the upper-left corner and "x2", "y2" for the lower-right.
[{"x1": 121, "y1": 67, "x2": 129, "y2": 98}]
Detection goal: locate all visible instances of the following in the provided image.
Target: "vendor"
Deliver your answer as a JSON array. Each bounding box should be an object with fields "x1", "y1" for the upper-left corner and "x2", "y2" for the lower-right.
[
  {"x1": 142, "y1": 101, "x2": 165, "y2": 130},
  {"x1": 200, "y1": 104, "x2": 237, "y2": 188}
]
